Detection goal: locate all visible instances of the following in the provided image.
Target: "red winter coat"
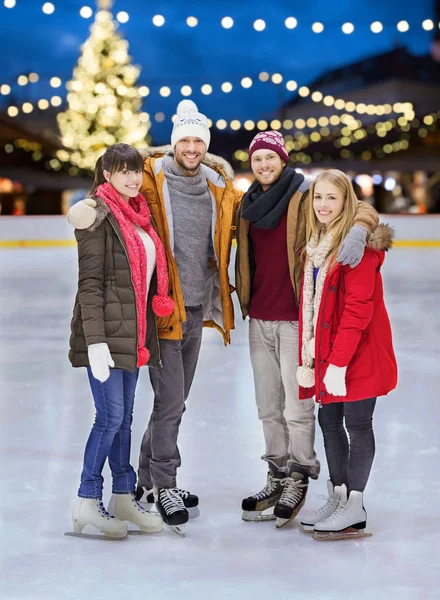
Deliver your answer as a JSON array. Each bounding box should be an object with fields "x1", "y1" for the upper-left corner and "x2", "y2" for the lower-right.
[{"x1": 299, "y1": 225, "x2": 398, "y2": 405}]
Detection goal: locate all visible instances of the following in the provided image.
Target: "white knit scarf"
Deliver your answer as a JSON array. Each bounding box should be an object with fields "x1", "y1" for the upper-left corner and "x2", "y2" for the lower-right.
[{"x1": 296, "y1": 229, "x2": 334, "y2": 388}]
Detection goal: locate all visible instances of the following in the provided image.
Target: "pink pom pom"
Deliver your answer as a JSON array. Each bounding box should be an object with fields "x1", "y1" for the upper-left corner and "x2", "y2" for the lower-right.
[
  {"x1": 137, "y1": 346, "x2": 150, "y2": 367},
  {"x1": 152, "y1": 295, "x2": 174, "y2": 317}
]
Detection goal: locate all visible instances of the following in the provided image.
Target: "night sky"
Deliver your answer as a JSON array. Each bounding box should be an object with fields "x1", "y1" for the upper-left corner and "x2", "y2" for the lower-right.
[{"x1": 0, "y1": 0, "x2": 436, "y2": 144}]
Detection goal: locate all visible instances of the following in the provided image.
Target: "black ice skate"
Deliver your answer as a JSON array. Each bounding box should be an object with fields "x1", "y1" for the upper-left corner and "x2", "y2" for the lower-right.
[
  {"x1": 154, "y1": 487, "x2": 189, "y2": 536},
  {"x1": 136, "y1": 485, "x2": 199, "y2": 519},
  {"x1": 241, "y1": 472, "x2": 284, "y2": 522},
  {"x1": 274, "y1": 473, "x2": 308, "y2": 528}
]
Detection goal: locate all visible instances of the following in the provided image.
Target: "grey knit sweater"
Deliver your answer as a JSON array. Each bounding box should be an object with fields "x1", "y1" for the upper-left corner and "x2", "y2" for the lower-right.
[{"x1": 162, "y1": 154, "x2": 213, "y2": 307}]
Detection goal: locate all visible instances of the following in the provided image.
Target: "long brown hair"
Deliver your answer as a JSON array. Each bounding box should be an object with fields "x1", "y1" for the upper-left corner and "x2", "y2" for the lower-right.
[
  {"x1": 305, "y1": 169, "x2": 358, "y2": 263},
  {"x1": 89, "y1": 143, "x2": 144, "y2": 197}
]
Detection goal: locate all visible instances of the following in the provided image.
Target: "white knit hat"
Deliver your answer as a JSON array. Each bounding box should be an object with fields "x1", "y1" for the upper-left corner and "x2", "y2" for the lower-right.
[{"x1": 171, "y1": 100, "x2": 211, "y2": 150}]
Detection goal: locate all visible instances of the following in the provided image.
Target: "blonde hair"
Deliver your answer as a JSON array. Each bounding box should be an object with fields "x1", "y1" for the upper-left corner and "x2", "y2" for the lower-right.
[{"x1": 305, "y1": 169, "x2": 358, "y2": 263}]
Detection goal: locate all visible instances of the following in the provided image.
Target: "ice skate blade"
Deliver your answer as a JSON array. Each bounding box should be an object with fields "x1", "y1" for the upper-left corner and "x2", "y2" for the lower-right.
[
  {"x1": 242, "y1": 510, "x2": 276, "y2": 522},
  {"x1": 127, "y1": 528, "x2": 162, "y2": 536},
  {"x1": 313, "y1": 528, "x2": 373, "y2": 541},
  {"x1": 64, "y1": 531, "x2": 127, "y2": 541},
  {"x1": 299, "y1": 524, "x2": 314, "y2": 534},
  {"x1": 165, "y1": 523, "x2": 185, "y2": 537}
]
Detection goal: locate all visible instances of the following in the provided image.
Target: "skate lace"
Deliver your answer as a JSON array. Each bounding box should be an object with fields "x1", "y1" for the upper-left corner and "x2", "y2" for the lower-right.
[
  {"x1": 175, "y1": 488, "x2": 190, "y2": 500},
  {"x1": 279, "y1": 478, "x2": 307, "y2": 508},
  {"x1": 132, "y1": 496, "x2": 149, "y2": 513},
  {"x1": 310, "y1": 494, "x2": 338, "y2": 518},
  {"x1": 253, "y1": 473, "x2": 279, "y2": 501},
  {"x1": 322, "y1": 500, "x2": 347, "y2": 523},
  {"x1": 97, "y1": 500, "x2": 114, "y2": 519},
  {"x1": 160, "y1": 488, "x2": 186, "y2": 515}
]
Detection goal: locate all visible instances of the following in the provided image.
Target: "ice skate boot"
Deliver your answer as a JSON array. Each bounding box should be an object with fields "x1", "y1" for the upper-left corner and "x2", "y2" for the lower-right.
[
  {"x1": 108, "y1": 493, "x2": 163, "y2": 534},
  {"x1": 313, "y1": 484, "x2": 372, "y2": 540},
  {"x1": 66, "y1": 498, "x2": 128, "y2": 540},
  {"x1": 300, "y1": 480, "x2": 341, "y2": 533},
  {"x1": 274, "y1": 472, "x2": 308, "y2": 528},
  {"x1": 154, "y1": 487, "x2": 189, "y2": 536},
  {"x1": 136, "y1": 485, "x2": 200, "y2": 519},
  {"x1": 241, "y1": 472, "x2": 284, "y2": 522}
]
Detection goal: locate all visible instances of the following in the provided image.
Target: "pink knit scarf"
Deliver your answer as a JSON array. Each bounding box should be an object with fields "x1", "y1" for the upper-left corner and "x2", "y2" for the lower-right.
[{"x1": 96, "y1": 182, "x2": 174, "y2": 367}]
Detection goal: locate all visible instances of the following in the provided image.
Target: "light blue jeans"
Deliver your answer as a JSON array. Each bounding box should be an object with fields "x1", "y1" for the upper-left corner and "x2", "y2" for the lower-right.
[{"x1": 78, "y1": 367, "x2": 139, "y2": 499}]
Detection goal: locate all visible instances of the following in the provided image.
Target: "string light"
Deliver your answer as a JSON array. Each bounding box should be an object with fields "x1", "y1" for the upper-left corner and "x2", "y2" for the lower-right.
[
  {"x1": 241, "y1": 77, "x2": 253, "y2": 88},
  {"x1": 17, "y1": 75, "x2": 28, "y2": 86},
  {"x1": 272, "y1": 73, "x2": 283, "y2": 84},
  {"x1": 422, "y1": 19, "x2": 434, "y2": 31},
  {"x1": 186, "y1": 16, "x2": 198, "y2": 27},
  {"x1": 180, "y1": 85, "x2": 192, "y2": 96},
  {"x1": 152, "y1": 14, "x2": 165, "y2": 27},
  {"x1": 397, "y1": 20, "x2": 410, "y2": 32},
  {"x1": 312, "y1": 22, "x2": 324, "y2": 33},
  {"x1": 221, "y1": 82, "x2": 233, "y2": 93},
  {"x1": 4, "y1": 0, "x2": 16, "y2": 8},
  {"x1": 1, "y1": 85, "x2": 11, "y2": 95},
  {"x1": 80, "y1": 6, "x2": 93, "y2": 19},
  {"x1": 254, "y1": 19, "x2": 266, "y2": 31},
  {"x1": 342, "y1": 23, "x2": 355, "y2": 34},
  {"x1": 221, "y1": 17, "x2": 234, "y2": 29},
  {"x1": 117, "y1": 11, "x2": 129, "y2": 23},
  {"x1": 29, "y1": 73, "x2": 39, "y2": 83},
  {"x1": 371, "y1": 21, "x2": 383, "y2": 33},
  {"x1": 50, "y1": 77, "x2": 62, "y2": 88},
  {"x1": 285, "y1": 17, "x2": 298, "y2": 29},
  {"x1": 201, "y1": 84, "x2": 213, "y2": 95},
  {"x1": 42, "y1": 3, "x2": 55, "y2": 15}
]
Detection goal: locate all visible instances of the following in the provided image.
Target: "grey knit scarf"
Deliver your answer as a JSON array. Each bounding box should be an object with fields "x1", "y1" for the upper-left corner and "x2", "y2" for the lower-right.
[{"x1": 162, "y1": 153, "x2": 208, "y2": 197}]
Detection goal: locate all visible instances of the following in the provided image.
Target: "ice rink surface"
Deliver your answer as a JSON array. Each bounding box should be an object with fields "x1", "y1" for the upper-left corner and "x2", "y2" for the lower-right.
[{"x1": 1, "y1": 246, "x2": 439, "y2": 600}]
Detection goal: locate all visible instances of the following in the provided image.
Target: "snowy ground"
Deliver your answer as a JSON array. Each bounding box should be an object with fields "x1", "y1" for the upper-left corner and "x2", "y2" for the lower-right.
[{"x1": 0, "y1": 246, "x2": 439, "y2": 600}]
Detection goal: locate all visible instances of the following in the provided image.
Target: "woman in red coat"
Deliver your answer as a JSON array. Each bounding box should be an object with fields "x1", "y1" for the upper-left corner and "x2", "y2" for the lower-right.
[{"x1": 296, "y1": 169, "x2": 397, "y2": 540}]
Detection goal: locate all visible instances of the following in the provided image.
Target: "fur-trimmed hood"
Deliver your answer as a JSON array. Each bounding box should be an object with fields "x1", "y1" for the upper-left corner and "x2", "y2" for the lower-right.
[
  {"x1": 138, "y1": 145, "x2": 235, "y2": 181},
  {"x1": 367, "y1": 223, "x2": 394, "y2": 251}
]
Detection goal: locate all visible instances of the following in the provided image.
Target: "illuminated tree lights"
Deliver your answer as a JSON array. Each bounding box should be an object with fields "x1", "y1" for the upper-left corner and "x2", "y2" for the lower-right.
[{"x1": 57, "y1": 3, "x2": 149, "y2": 170}]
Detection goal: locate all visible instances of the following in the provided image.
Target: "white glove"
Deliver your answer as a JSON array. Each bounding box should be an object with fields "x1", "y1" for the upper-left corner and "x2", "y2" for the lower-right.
[
  {"x1": 323, "y1": 364, "x2": 347, "y2": 396},
  {"x1": 67, "y1": 198, "x2": 97, "y2": 230},
  {"x1": 88, "y1": 343, "x2": 115, "y2": 383}
]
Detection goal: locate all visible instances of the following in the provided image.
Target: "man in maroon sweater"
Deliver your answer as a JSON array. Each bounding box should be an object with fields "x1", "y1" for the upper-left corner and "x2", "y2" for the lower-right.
[{"x1": 237, "y1": 131, "x2": 376, "y2": 528}]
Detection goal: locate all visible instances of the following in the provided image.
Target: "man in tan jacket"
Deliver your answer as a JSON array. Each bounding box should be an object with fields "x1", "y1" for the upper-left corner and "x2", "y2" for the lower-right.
[{"x1": 235, "y1": 131, "x2": 379, "y2": 528}]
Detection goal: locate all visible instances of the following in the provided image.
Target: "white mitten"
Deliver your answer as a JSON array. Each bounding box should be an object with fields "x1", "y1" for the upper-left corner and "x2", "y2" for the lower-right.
[
  {"x1": 88, "y1": 343, "x2": 115, "y2": 383},
  {"x1": 323, "y1": 364, "x2": 347, "y2": 396},
  {"x1": 67, "y1": 198, "x2": 97, "y2": 230}
]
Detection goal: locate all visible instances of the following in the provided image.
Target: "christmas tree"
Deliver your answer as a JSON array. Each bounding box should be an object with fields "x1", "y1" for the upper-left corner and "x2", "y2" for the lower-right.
[{"x1": 57, "y1": 0, "x2": 149, "y2": 170}]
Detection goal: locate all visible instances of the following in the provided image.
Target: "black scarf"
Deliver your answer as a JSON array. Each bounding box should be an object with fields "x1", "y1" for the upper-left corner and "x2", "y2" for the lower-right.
[{"x1": 241, "y1": 166, "x2": 304, "y2": 229}]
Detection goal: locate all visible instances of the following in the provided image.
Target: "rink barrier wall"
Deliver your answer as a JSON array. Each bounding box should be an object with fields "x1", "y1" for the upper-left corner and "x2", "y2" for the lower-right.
[{"x1": 0, "y1": 215, "x2": 439, "y2": 248}]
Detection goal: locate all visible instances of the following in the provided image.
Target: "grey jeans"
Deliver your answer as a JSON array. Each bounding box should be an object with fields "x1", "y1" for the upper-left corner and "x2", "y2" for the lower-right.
[
  {"x1": 138, "y1": 306, "x2": 203, "y2": 489},
  {"x1": 249, "y1": 319, "x2": 320, "y2": 479}
]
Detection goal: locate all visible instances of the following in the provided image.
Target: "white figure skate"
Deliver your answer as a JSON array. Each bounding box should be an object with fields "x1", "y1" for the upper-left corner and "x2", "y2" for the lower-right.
[
  {"x1": 313, "y1": 484, "x2": 372, "y2": 541},
  {"x1": 108, "y1": 493, "x2": 163, "y2": 534},
  {"x1": 65, "y1": 498, "x2": 127, "y2": 540},
  {"x1": 300, "y1": 480, "x2": 341, "y2": 533}
]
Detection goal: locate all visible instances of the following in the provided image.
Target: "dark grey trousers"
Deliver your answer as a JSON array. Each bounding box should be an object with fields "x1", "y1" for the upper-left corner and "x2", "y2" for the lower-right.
[
  {"x1": 318, "y1": 397, "x2": 377, "y2": 493},
  {"x1": 138, "y1": 306, "x2": 203, "y2": 489}
]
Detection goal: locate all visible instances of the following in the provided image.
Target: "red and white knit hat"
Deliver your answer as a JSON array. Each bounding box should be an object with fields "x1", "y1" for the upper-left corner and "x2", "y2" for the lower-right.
[{"x1": 248, "y1": 130, "x2": 289, "y2": 164}]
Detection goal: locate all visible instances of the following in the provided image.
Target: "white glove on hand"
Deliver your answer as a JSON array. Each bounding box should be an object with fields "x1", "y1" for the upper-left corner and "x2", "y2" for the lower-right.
[
  {"x1": 88, "y1": 343, "x2": 115, "y2": 383},
  {"x1": 336, "y1": 225, "x2": 367, "y2": 268},
  {"x1": 67, "y1": 198, "x2": 97, "y2": 230},
  {"x1": 323, "y1": 364, "x2": 347, "y2": 396}
]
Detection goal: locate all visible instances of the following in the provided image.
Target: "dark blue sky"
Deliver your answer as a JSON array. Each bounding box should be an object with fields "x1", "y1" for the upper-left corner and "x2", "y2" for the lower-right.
[{"x1": 0, "y1": 0, "x2": 436, "y2": 143}]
